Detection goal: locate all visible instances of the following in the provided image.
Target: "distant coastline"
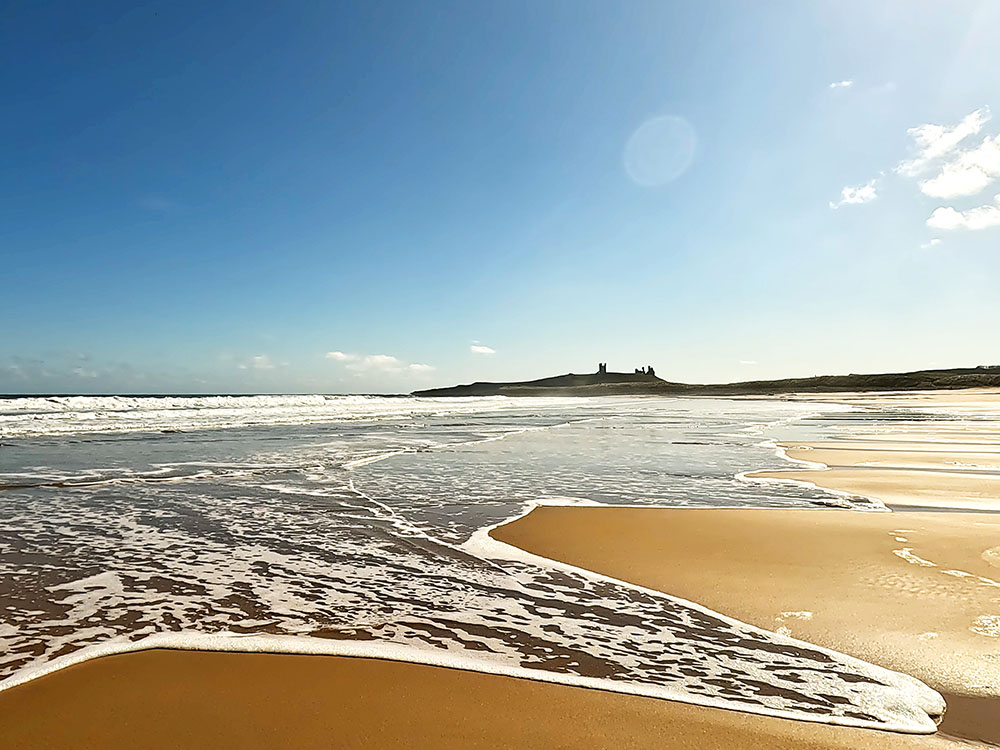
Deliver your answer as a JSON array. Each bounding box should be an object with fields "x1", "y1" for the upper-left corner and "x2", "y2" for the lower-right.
[{"x1": 412, "y1": 365, "x2": 1000, "y2": 397}]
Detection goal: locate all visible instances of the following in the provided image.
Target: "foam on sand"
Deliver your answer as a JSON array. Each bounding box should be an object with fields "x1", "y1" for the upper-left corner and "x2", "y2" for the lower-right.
[
  {"x1": 2, "y1": 551, "x2": 946, "y2": 735},
  {"x1": 466, "y1": 502, "x2": 943, "y2": 733},
  {"x1": 492, "y1": 502, "x2": 1000, "y2": 744}
]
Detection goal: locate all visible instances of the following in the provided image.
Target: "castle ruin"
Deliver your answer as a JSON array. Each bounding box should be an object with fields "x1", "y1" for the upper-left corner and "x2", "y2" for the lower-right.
[{"x1": 599, "y1": 363, "x2": 655, "y2": 377}]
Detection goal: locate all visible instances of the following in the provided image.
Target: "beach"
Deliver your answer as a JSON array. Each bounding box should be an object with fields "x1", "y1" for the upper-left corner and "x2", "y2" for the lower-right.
[
  {"x1": 748, "y1": 391, "x2": 1000, "y2": 511},
  {"x1": 493, "y1": 506, "x2": 1000, "y2": 745},
  {"x1": 3, "y1": 391, "x2": 1000, "y2": 747},
  {"x1": 491, "y1": 390, "x2": 1000, "y2": 745}
]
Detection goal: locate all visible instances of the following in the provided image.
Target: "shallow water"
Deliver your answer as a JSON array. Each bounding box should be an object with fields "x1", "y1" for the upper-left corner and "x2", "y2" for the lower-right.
[{"x1": 0, "y1": 395, "x2": 941, "y2": 731}]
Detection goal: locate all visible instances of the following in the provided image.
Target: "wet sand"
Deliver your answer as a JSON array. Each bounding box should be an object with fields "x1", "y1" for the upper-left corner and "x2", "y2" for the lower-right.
[
  {"x1": 0, "y1": 648, "x2": 966, "y2": 750},
  {"x1": 748, "y1": 435, "x2": 1000, "y2": 511},
  {"x1": 801, "y1": 388, "x2": 1000, "y2": 412},
  {"x1": 3, "y1": 506, "x2": 990, "y2": 750},
  {"x1": 751, "y1": 464, "x2": 1000, "y2": 510},
  {"x1": 493, "y1": 506, "x2": 1000, "y2": 746},
  {"x1": 751, "y1": 389, "x2": 1000, "y2": 504}
]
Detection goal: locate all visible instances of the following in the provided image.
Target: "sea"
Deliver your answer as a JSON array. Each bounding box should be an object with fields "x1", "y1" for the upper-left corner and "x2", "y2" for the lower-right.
[{"x1": 0, "y1": 394, "x2": 941, "y2": 731}]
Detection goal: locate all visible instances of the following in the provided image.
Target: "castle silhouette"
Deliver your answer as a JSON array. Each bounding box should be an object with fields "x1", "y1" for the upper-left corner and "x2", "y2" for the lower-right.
[{"x1": 597, "y1": 362, "x2": 655, "y2": 377}]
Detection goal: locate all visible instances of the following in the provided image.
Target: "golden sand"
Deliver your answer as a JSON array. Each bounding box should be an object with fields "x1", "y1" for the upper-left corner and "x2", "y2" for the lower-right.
[
  {"x1": 493, "y1": 506, "x2": 1000, "y2": 745},
  {"x1": 0, "y1": 649, "x2": 966, "y2": 750}
]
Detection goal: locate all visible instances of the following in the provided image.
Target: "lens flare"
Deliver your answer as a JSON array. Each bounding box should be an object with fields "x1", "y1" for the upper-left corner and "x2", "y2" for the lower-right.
[{"x1": 624, "y1": 115, "x2": 697, "y2": 186}]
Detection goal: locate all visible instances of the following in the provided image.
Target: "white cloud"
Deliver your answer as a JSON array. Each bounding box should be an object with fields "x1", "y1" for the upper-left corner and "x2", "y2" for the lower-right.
[
  {"x1": 358, "y1": 354, "x2": 401, "y2": 370},
  {"x1": 926, "y1": 194, "x2": 1000, "y2": 230},
  {"x1": 918, "y1": 134, "x2": 1000, "y2": 198},
  {"x1": 326, "y1": 350, "x2": 432, "y2": 375},
  {"x1": 828, "y1": 80, "x2": 853, "y2": 89},
  {"x1": 470, "y1": 344, "x2": 496, "y2": 355},
  {"x1": 920, "y1": 238, "x2": 942, "y2": 249},
  {"x1": 238, "y1": 354, "x2": 278, "y2": 371},
  {"x1": 830, "y1": 179, "x2": 878, "y2": 209},
  {"x1": 739, "y1": 360, "x2": 758, "y2": 365},
  {"x1": 896, "y1": 107, "x2": 991, "y2": 177}
]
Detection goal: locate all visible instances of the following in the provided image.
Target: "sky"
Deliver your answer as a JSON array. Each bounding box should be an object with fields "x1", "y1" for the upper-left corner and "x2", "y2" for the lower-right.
[{"x1": 3, "y1": 0, "x2": 1000, "y2": 394}]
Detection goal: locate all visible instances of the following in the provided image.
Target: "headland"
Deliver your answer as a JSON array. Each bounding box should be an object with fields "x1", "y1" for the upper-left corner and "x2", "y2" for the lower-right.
[{"x1": 413, "y1": 364, "x2": 1000, "y2": 397}]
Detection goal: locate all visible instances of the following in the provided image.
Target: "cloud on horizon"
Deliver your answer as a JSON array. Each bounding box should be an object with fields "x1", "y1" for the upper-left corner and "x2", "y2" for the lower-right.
[
  {"x1": 470, "y1": 344, "x2": 496, "y2": 355},
  {"x1": 237, "y1": 354, "x2": 283, "y2": 371},
  {"x1": 359, "y1": 354, "x2": 402, "y2": 370},
  {"x1": 325, "y1": 351, "x2": 434, "y2": 375},
  {"x1": 252, "y1": 355, "x2": 275, "y2": 370}
]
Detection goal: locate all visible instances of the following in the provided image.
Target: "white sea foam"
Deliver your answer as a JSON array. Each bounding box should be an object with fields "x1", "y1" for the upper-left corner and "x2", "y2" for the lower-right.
[
  {"x1": 0, "y1": 627, "x2": 943, "y2": 733},
  {"x1": 0, "y1": 394, "x2": 602, "y2": 438},
  {"x1": 0, "y1": 396, "x2": 945, "y2": 732},
  {"x1": 463, "y1": 502, "x2": 941, "y2": 732},
  {"x1": 780, "y1": 611, "x2": 814, "y2": 620},
  {"x1": 733, "y1": 437, "x2": 890, "y2": 511},
  {"x1": 894, "y1": 548, "x2": 937, "y2": 568},
  {"x1": 736, "y1": 471, "x2": 888, "y2": 511}
]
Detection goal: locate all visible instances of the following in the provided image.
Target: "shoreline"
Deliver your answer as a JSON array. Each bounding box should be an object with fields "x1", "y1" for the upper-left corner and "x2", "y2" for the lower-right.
[
  {"x1": 746, "y1": 441, "x2": 1000, "y2": 512},
  {"x1": 6, "y1": 398, "x2": 968, "y2": 735},
  {"x1": 743, "y1": 388, "x2": 1000, "y2": 512},
  {"x1": 0, "y1": 501, "x2": 979, "y2": 749},
  {"x1": 2, "y1": 501, "x2": 986, "y2": 748},
  {"x1": 492, "y1": 505, "x2": 1000, "y2": 746},
  {"x1": 5, "y1": 389, "x2": 1000, "y2": 746},
  {"x1": 0, "y1": 502, "x2": 946, "y2": 735},
  {"x1": 0, "y1": 649, "x2": 966, "y2": 750}
]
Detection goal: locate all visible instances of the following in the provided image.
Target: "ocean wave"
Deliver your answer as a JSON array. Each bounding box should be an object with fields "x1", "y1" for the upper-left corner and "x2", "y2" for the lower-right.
[{"x1": 0, "y1": 394, "x2": 603, "y2": 439}]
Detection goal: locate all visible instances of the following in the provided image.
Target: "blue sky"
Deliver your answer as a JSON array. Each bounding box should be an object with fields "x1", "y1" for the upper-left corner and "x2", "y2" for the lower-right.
[{"x1": 3, "y1": 1, "x2": 1000, "y2": 394}]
